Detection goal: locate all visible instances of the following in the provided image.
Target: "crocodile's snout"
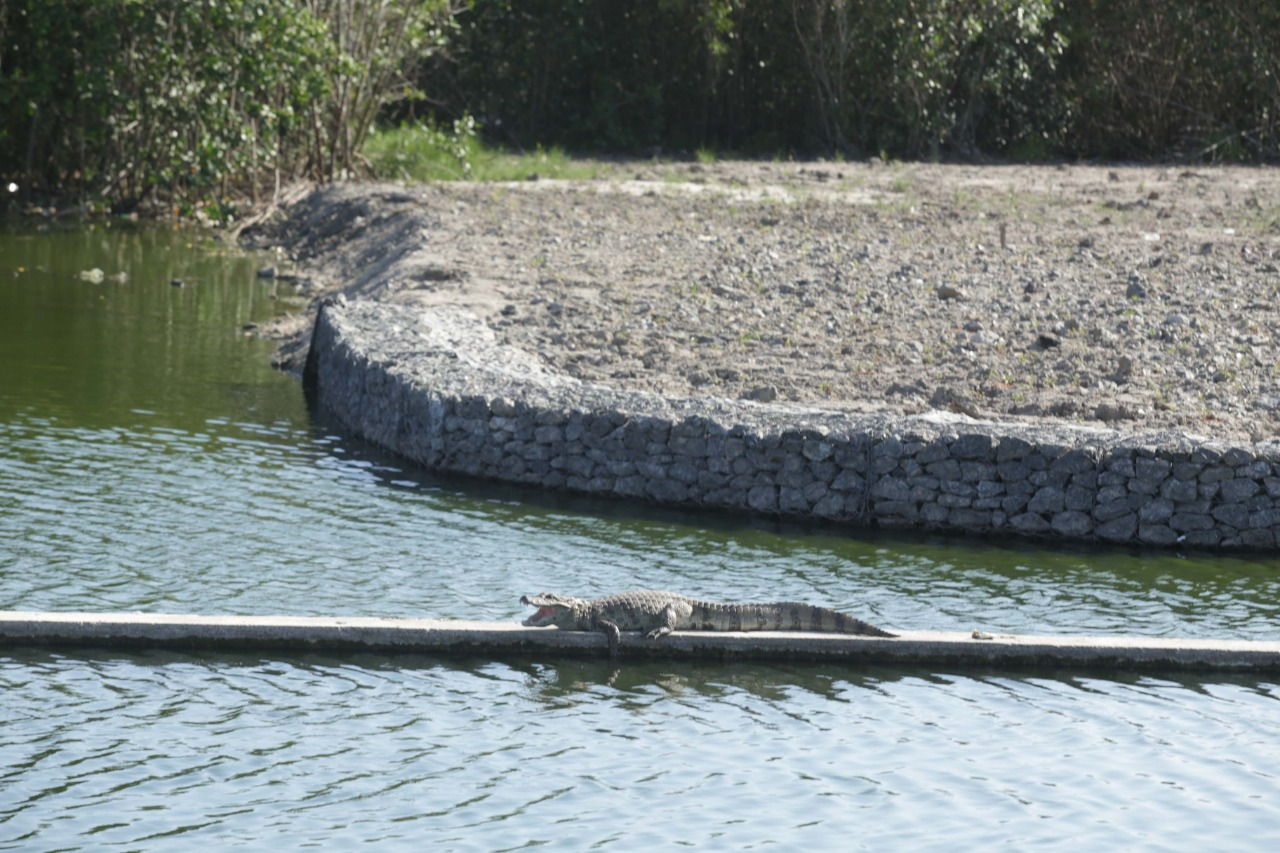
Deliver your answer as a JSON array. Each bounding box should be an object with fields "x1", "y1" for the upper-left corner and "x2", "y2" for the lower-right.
[{"x1": 522, "y1": 605, "x2": 559, "y2": 627}]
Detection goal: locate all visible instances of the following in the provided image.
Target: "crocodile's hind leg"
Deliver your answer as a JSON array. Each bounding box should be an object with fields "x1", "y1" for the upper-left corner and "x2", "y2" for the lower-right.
[{"x1": 598, "y1": 619, "x2": 622, "y2": 658}]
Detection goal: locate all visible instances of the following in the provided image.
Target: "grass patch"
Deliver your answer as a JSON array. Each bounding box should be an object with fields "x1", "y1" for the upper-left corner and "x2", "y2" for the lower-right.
[{"x1": 365, "y1": 119, "x2": 614, "y2": 182}]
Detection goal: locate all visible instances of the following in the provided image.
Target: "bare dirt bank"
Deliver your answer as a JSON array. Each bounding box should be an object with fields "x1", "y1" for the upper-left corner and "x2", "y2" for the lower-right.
[{"x1": 242, "y1": 160, "x2": 1280, "y2": 445}]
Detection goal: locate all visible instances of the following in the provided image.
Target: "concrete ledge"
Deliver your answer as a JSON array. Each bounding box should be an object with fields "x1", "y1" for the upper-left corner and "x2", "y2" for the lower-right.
[
  {"x1": 5, "y1": 612, "x2": 1279, "y2": 672},
  {"x1": 304, "y1": 298, "x2": 1280, "y2": 551}
]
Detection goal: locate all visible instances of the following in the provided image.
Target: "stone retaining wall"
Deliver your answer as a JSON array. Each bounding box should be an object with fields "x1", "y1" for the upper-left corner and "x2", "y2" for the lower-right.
[{"x1": 307, "y1": 298, "x2": 1280, "y2": 551}]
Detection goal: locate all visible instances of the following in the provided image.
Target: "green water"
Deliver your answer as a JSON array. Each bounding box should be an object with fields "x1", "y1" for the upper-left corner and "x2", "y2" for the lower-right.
[
  {"x1": 2, "y1": 222, "x2": 1279, "y2": 850},
  {"x1": 0, "y1": 223, "x2": 298, "y2": 428}
]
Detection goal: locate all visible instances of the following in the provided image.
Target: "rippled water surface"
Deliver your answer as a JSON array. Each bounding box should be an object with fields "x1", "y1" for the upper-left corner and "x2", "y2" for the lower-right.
[{"x1": 3, "y1": 225, "x2": 1280, "y2": 850}]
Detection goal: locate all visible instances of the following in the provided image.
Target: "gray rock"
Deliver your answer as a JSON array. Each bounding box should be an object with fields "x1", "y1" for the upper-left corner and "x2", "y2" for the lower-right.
[
  {"x1": 1002, "y1": 494, "x2": 1030, "y2": 514},
  {"x1": 802, "y1": 440, "x2": 833, "y2": 461},
  {"x1": 952, "y1": 433, "x2": 994, "y2": 460},
  {"x1": 1135, "y1": 456, "x2": 1172, "y2": 482},
  {"x1": 1027, "y1": 486, "x2": 1065, "y2": 514},
  {"x1": 1239, "y1": 529, "x2": 1279, "y2": 548},
  {"x1": 949, "y1": 508, "x2": 992, "y2": 528},
  {"x1": 811, "y1": 493, "x2": 847, "y2": 519},
  {"x1": 1160, "y1": 477, "x2": 1200, "y2": 503},
  {"x1": 926, "y1": 458, "x2": 962, "y2": 481},
  {"x1": 1052, "y1": 511, "x2": 1093, "y2": 537},
  {"x1": 922, "y1": 504, "x2": 951, "y2": 524},
  {"x1": 1052, "y1": 448, "x2": 1096, "y2": 474},
  {"x1": 1251, "y1": 508, "x2": 1280, "y2": 529},
  {"x1": 1220, "y1": 478, "x2": 1261, "y2": 503},
  {"x1": 1010, "y1": 512, "x2": 1052, "y2": 533},
  {"x1": 1138, "y1": 497, "x2": 1174, "y2": 523},
  {"x1": 1221, "y1": 448, "x2": 1255, "y2": 466},
  {"x1": 1182, "y1": 529, "x2": 1223, "y2": 547},
  {"x1": 1096, "y1": 513, "x2": 1138, "y2": 541},
  {"x1": 997, "y1": 459, "x2": 1031, "y2": 483},
  {"x1": 1065, "y1": 485, "x2": 1095, "y2": 512},
  {"x1": 996, "y1": 435, "x2": 1035, "y2": 462},
  {"x1": 875, "y1": 500, "x2": 918, "y2": 520},
  {"x1": 647, "y1": 479, "x2": 689, "y2": 503},
  {"x1": 1212, "y1": 504, "x2": 1251, "y2": 529},
  {"x1": 916, "y1": 443, "x2": 951, "y2": 465},
  {"x1": 779, "y1": 486, "x2": 809, "y2": 514},
  {"x1": 747, "y1": 485, "x2": 778, "y2": 512},
  {"x1": 742, "y1": 385, "x2": 778, "y2": 402},
  {"x1": 1093, "y1": 498, "x2": 1133, "y2": 523},
  {"x1": 1171, "y1": 462, "x2": 1203, "y2": 481},
  {"x1": 977, "y1": 480, "x2": 1005, "y2": 499},
  {"x1": 1170, "y1": 512, "x2": 1214, "y2": 532},
  {"x1": 1199, "y1": 465, "x2": 1234, "y2": 483},
  {"x1": 1138, "y1": 524, "x2": 1179, "y2": 545},
  {"x1": 830, "y1": 468, "x2": 866, "y2": 492},
  {"x1": 871, "y1": 479, "x2": 911, "y2": 502}
]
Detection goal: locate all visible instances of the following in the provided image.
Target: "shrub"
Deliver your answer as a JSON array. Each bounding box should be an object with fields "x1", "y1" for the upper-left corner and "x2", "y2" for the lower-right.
[
  {"x1": 1057, "y1": 0, "x2": 1280, "y2": 160},
  {"x1": 0, "y1": 0, "x2": 455, "y2": 212}
]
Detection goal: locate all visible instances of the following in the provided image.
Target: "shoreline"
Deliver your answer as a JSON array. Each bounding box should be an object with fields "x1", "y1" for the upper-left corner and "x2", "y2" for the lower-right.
[
  {"x1": 303, "y1": 296, "x2": 1279, "y2": 551},
  {"x1": 242, "y1": 164, "x2": 1280, "y2": 550}
]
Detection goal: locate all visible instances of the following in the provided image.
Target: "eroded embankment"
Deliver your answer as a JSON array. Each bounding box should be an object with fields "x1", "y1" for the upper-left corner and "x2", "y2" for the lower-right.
[{"x1": 306, "y1": 297, "x2": 1280, "y2": 551}]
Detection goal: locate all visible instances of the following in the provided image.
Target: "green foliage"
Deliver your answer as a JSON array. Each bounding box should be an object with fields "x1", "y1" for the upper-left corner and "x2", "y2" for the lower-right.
[
  {"x1": 366, "y1": 115, "x2": 481, "y2": 181},
  {"x1": 434, "y1": 0, "x2": 741, "y2": 152},
  {"x1": 4, "y1": 0, "x2": 1279, "y2": 211},
  {"x1": 430, "y1": 0, "x2": 1069, "y2": 158},
  {"x1": 423, "y1": 0, "x2": 1280, "y2": 162},
  {"x1": 0, "y1": 0, "x2": 453, "y2": 213},
  {"x1": 1056, "y1": 0, "x2": 1280, "y2": 161},
  {"x1": 788, "y1": 0, "x2": 1066, "y2": 157},
  {"x1": 365, "y1": 119, "x2": 612, "y2": 182}
]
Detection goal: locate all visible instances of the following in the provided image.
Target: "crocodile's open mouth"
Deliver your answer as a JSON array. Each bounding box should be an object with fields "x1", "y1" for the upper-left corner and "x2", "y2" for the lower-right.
[{"x1": 523, "y1": 606, "x2": 556, "y2": 626}]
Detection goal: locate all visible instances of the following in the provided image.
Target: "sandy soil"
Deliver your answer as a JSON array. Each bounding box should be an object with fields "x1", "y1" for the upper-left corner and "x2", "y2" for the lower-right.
[{"x1": 242, "y1": 160, "x2": 1280, "y2": 443}]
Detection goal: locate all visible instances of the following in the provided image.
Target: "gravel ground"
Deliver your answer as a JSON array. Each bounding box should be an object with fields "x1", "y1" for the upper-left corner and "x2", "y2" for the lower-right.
[{"x1": 244, "y1": 160, "x2": 1280, "y2": 444}]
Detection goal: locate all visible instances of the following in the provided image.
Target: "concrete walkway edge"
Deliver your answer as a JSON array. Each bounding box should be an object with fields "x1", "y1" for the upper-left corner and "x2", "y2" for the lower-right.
[{"x1": 4, "y1": 611, "x2": 1278, "y2": 672}]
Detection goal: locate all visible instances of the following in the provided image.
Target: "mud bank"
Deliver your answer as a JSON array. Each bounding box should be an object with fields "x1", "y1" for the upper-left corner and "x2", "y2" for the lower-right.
[
  {"x1": 242, "y1": 165, "x2": 1280, "y2": 550},
  {"x1": 306, "y1": 297, "x2": 1280, "y2": 550}
]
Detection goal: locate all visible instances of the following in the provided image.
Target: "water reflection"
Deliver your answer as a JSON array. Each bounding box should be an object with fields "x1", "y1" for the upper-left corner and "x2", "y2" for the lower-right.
[
  {"x1": 5, "y1": 648, "x2": 1279, "y2": 849},
  {"x1": 0, "y1": 224, "x2": 298, "y2": 429},
  {"x1": 4, "y1": 222, "x2": 1280, "y2": 848},
  {"x1": 5, "y1": 400, "x2": 1280, "y2": 638}
]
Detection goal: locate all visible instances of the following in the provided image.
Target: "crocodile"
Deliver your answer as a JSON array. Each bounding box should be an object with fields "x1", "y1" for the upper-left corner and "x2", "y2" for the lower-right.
[{"x1": 520, "y1": 589, "x2": 896, "y2": 657}]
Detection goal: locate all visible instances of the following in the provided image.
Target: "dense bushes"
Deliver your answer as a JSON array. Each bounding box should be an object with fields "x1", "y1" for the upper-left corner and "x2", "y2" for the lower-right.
[
  {"x1": 0, "y1": 0, "x2": 450, "y2": 212},
  {"x1": 1059, "y1": 0, "x2": 1280, "y2": 160},
  {"x1": 2, "y1": 0, "x2": 1277, "y2": 211},
  {"x1": 428, "y1": 0, "x2": 1280, "y2": 162}
]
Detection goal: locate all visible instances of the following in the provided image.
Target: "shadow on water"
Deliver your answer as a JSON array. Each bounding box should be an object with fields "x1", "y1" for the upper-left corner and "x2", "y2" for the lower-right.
[{"x1": 8, "y1": 645, "x2": 1277, "y2": 706}]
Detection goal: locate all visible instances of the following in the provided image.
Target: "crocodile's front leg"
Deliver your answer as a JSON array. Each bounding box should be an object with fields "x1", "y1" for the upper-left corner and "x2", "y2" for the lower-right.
[
  {"x1": 598, "y1": 619, "x2": 622, "y2": 658},
  {"x1": 643, "y1": 604, "x2": 681, "y2": 640}
]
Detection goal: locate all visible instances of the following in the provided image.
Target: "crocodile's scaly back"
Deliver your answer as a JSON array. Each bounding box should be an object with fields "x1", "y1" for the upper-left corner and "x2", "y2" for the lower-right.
[
  {"x1": 520, "y1": 589, "x2": 895, "y2": 656},
  {"x1": 684, "y1": 598, "x2": 894, "y2": 636}
]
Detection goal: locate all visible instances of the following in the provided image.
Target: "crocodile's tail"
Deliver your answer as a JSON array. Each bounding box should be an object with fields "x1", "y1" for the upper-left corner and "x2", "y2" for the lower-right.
[{"x1": 691, "y1": 601, "x2": 896, "y2": 637}]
